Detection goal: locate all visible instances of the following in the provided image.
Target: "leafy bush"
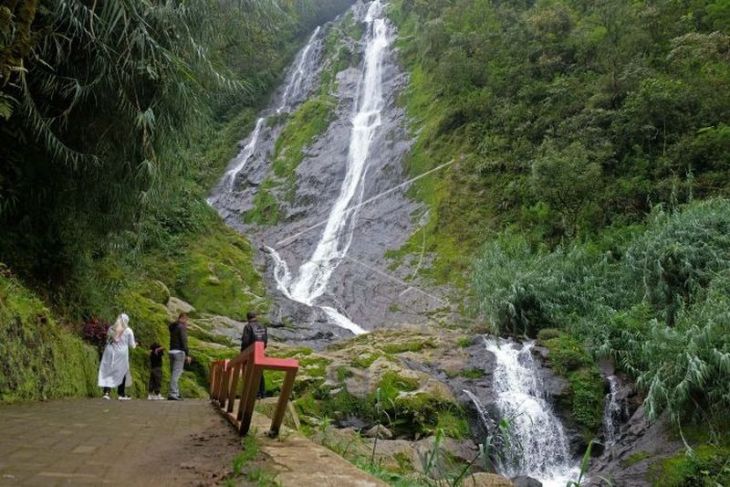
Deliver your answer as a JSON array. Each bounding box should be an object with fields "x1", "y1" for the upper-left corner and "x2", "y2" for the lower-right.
[
  {"x1": 472, "y1": 199, "x2": 730, "y2": 424},
  {"x1": 81, "y1": 318, "x2": 110, "y2": 355}
]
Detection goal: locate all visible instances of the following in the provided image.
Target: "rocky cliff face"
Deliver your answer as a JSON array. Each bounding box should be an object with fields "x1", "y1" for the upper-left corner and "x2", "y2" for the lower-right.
[{"x1": 209, "y1": 1, "x2": 449, "y2": 347}]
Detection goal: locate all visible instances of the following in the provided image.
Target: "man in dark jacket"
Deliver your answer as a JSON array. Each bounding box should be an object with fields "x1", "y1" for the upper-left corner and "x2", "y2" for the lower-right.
[
  {"x1": 168, "y1": 313, "x2": 191, "y2": 400},
  {"x1": 240, "y1": 311, "x2": 267, "y2": 398}
]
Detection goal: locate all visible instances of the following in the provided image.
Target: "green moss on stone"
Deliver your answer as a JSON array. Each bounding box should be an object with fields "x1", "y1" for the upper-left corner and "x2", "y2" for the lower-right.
[
  {"x1": 351, "y1": 352, "x2": 381, "y2": 368},
  {"x1": 459, "y1": 368, "x2": 485, "y2": 379},
  {"x1": 541, "y1": 332, "x2": 605, "y2": 440},
  {"x1": 381, "y1": 338, "x2": 436, "y2": 354},
  {"x1": 173, "y1": 228, "x2": 267, "y2": 320},
  {"x1": 0, "y1": 273, "x2": 98, "y2": 402},
  {"x1": 272, "y1": 95, "x2": 336, "y2": 201},
  {"x1": 651, "y1": 445, "x2": 730, "y2": 486}
]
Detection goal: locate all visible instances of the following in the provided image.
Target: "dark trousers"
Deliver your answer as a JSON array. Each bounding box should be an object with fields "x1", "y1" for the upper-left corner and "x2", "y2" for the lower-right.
[
  {"x1": 103, "y1": 375, "x2": 127, "y2": 396},
  {"x1": 148, "y1": 367, "x2": 162, "y2": 394}
]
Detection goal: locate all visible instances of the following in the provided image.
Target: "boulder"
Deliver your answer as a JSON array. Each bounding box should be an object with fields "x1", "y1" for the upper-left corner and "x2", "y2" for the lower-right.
[
  {"x1": 465, "y1": 473, "x2": 514, "y2": 486},
  {"x1": 364, "y1": 424, "x2": 393, "y2": 440},
  {"x1": 511, "y1": 476, "x2": 542, "y2": 487},
  {"x1": 166, "y1": 297, "x2": 196, "y2": 321},
  {"x1": 138, "y1": 279, "x2": 171, "y2": 304},
  {"x1": 587, "y1": 406, "x2": 682, "y2": 486}
]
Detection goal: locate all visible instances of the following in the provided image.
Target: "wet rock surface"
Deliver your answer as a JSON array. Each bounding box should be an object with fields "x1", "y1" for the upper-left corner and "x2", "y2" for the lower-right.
[{"x1": 586, "y1": 406, "x2": 682, "y2": 486}]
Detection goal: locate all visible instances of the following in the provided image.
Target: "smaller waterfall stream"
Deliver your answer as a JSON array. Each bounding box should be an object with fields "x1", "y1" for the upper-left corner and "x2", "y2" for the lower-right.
[
  {"x1": 214, "y1": 26, "x2": 323, "y2": 195},
  {"x1": 483, "y1": 338, "x2": 578, "y2": 486},
  {"x1": 603, "y1": 375, "x2": 624, "y2": 446},
  {"x1": 224, "y1": 117, "x2": 265, "y2": 189},
  {"x1": 278, "y1": 26, "x2": 322, "y2": 114}
]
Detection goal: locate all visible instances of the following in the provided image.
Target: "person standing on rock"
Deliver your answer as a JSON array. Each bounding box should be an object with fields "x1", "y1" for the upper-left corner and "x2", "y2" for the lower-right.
[
  {"x1": 240, "y1": 311, "x2": 268, "y2": 399},
  {"x1": 168, "y1": 312, "x2": 192, "y2": 401},
  {"x1": 98, "y1": 313, "x2": 137, "y2": 400}
]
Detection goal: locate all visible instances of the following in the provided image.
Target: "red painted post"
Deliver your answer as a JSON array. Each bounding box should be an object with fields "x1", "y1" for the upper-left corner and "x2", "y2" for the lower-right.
[{"x1": 210, "y1": 342, "x2": 299, "y2": 438}]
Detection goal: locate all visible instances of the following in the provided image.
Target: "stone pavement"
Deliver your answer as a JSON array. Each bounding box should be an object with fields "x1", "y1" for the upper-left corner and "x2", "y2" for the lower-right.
[
  {"x1": 0, "y1": 399, "x2": 386, "y2": 486},
  {"x1": 0, "y1": 399, "x2": 240, "y2": 486},
  {"x1": 247, "y1": 412, "x2": 386, "y2": 487}
]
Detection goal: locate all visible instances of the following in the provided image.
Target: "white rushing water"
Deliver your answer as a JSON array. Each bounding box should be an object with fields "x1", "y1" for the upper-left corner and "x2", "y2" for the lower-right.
[
  {"x1": 268, "y1": 1, "x2": 390, "y2": 335},
  {"x1": 603, "y1": 375, "x2": 624, "y2": 446},
  {"x1": 484, "y1": 338, "x2": 579, "y2": 486},
  {"x1": 463, "y1": 389, "x2": 493, "y2": 430},
  {"x1": 224, "y1": 117, "x2": 265, "y2": 190},
  {"x1": 218, "y1": 27, "x2": 322, "y2": 193},
  {"x1": 277, "y1": 26, "x2": 321, "y2": 114}
]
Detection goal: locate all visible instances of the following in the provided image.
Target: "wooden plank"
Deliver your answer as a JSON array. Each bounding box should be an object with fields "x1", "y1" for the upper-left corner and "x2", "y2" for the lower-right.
[{"x1": 269, "y1": 368, "x2": 298, "y2": 437}]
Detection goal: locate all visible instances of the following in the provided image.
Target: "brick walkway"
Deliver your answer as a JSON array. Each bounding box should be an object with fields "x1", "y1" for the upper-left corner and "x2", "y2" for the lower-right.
[{"x1": 0, "y1": 399, "x2": 241, "y2": 486}]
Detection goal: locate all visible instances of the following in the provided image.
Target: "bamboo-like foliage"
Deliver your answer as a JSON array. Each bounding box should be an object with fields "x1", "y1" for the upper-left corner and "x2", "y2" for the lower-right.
[{"x1": 472, "y1": 199, "x2": 730, "y2": 425}]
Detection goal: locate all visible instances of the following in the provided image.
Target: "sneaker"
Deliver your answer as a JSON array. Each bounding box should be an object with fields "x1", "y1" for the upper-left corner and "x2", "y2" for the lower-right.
[
  {"x1": 102, "y1": 393, "x2": 110, "y2": 400},
  {"x1": 147, "y1": 394, "x2": 154, "y2": 401},
  {"x1": 118, "y1": 396, "x2": 131, "y2": 401},
  {"x1": 155, "y1": 394, "x2": 164, "y2": 401},
  {"x1": 167, "y1": 396, "x2": 180, "y2": 401}
]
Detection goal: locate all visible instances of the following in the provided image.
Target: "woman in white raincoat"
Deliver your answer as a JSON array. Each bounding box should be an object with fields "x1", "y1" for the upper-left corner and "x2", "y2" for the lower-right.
[{"x1": 98, "y1": 313, "x2": 137, "y2": 400}]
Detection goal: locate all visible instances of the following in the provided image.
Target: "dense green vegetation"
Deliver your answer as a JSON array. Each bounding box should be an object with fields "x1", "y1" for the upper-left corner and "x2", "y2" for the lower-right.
[{"x1": 387, "y1": 0, "x2": 730, "y2": 480}]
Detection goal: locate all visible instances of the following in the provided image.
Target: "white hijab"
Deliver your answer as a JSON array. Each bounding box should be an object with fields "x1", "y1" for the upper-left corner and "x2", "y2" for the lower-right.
[{"x1": 108, "y1": 313, "x2": 130, "y2": 341}]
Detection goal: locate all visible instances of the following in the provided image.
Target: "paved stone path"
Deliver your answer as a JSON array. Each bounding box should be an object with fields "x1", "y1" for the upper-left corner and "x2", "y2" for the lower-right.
[
  {"x1": 0, "y1": 399, "x2": 385, "y2": 486},
  {"x1": 0, "y1": 399, "x2": 240, "y2": 486}
]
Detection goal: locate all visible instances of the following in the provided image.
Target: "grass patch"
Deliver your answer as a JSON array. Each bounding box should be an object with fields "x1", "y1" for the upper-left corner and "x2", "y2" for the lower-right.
[{"x1": 651, "y1": 445, "x2": 730, "y2": 486}]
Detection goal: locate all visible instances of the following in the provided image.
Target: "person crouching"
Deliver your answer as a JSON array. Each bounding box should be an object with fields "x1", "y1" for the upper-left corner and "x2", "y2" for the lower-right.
[{"x1": 148, "y1": 342, "x2": 164, "y2": 400}]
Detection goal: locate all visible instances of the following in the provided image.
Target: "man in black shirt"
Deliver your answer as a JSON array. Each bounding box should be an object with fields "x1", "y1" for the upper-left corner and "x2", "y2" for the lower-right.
[
  {"x1": 168, "y1": 313, "x2": 191, "y2": 400},
  {"x1": 240, "y1": 311, "x2": 267, "y2": 398}
]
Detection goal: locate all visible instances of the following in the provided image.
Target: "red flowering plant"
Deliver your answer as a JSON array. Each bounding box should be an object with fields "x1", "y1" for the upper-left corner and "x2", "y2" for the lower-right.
[{"x1": 82, "y1": 318, "x2": 109, "y2": 356}]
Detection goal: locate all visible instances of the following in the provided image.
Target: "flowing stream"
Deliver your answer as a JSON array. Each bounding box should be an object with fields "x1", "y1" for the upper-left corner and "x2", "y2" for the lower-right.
[
  {"x1": 483, "y1": 338, "x2": 578, "y2": 486},
  {"x1": 267, "y1": 0, "x2": 391, "y2": 335},
  {"x1": 603, "y1": 375, "x2": 624, "y2": 446}
]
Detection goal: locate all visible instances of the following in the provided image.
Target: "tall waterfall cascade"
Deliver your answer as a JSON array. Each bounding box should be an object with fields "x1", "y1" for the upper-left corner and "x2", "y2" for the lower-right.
[
  {"x1": 267, "y1": 0, "x2": 391, "y2": 335},
  {"x1": 482, "y1": 338, "x2": 579, "y2": 486}
]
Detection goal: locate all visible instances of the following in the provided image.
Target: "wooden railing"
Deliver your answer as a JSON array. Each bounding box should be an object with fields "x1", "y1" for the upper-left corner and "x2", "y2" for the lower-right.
[{"x1": 209, "y1": 341, "x2": 299, "y2": 437}]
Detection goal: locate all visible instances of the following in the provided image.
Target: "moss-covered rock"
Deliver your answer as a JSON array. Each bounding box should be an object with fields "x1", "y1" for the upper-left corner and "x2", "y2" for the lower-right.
[
  {"x1": 173, "y1": 229, "x2": 267, "y2": 320},
  {"x1": 137, "y1": 279, "x2": 171, "y2": 305},
  {"x1": 0, "y1": 273, "x2": 98, "y2": 402},
  {"x1": 539, "y1": 332, "x2": 605, "y2": 441}
]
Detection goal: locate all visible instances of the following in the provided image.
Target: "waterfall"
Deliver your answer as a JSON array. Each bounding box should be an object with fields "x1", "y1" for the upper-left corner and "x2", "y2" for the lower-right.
[
  {"x1": 484, "y1": 338, "x2": 578, "y2": 487},
  {"x1": 277, "y1": 26, "x2": 322, "y2": 114},
  {"x1": 603, "y1": 375, "x2": 624, "y2": 446},
  {"x1": 214, "y1": 27, "x2": 323, "y2": 194},
  {"x1": 267, "y1": 0, "x2": 390, "y2": 335},
  {"x1": 463, "y1": 389, "x2": 494, "y2": 431},
  {"x1": 224, "y1": 117, "x2": 265, "y2": 190}
]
